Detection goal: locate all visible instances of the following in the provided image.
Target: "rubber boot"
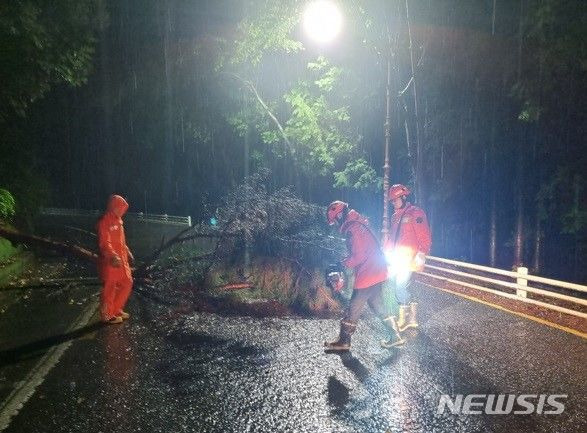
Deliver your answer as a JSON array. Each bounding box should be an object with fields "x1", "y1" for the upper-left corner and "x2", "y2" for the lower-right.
[
  {"x1": 104, "y1": 316, "x2": 123, "y2": 325},
  {"x1": 405, "y1": 302, "x2": 419, "y2": 330},
  {"x1": 396, "y1": 305, "x2": 409, "y2": 332},
  {"x1": 324, "y1": 320, "x2": 356, "y2": 351},
  {"x1": 380, "y1": 316, "x2": 406, "y2": 349}
]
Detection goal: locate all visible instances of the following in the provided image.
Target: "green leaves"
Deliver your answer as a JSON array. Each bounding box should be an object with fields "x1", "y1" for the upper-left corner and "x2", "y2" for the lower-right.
[
  {"x1": 517, "y1": 101, "x2": 542, "y2": 123},
  {"x1": 219, "y1": 3, "x2": 379, "y2": 190},
  {"x1": 0, "y1": 189, "x2": 16, "y2": 220},
  {"x1": 225, "y1": 54, "x2": 367, "y2": 186},
  {"x1": 308, "y1": 56, "x2": 343, "y2": 92},
  {"x1": 333, "y1": 159, "x2": 380, "y2": 190},
  {"x1": 0, "y1": 0, "x2": 103, "y2": 120},
  {"x1": 281, "y1": 63, "x2": 356, "y2": 177},
  {"x1": 230, "y1": 0, "x2": 303, "y2": 67}
]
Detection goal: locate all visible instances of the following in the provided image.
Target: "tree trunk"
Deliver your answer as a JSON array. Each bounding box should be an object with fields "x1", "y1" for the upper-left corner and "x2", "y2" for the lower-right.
[
  {"x1": 572, "y1": 175, "x2": 580, "y2": 281},
  {"x1": 489, "y1": 187, "x2": 497, "y2": 266},
  {"x1": 99, "y1": 17, "x2": 115, "y2": 195},
  {"x1": 488, "y1": 96, "x2": 498, "y2": 266},
  {"x1": 0, "y1": 227, "x2": 98, "y2": 263},
  {"x1": 532, "y1": 212, "x2": 543, "y2": 273},
  {"x1": 491, "y1": 0, "x2": 497, "y2": 35},
  {"x1": 513, "y1": 0, "x2": 525, "y2": 268},
  {"x1": 513, "y1": 144, "x2": 525, "y2": 267},
  {"x1": 160, "y1": 0, "x2": 174, "y2": 210}
]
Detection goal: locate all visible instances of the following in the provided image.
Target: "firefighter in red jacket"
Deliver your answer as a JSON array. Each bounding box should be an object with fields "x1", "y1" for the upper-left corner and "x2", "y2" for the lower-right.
[
  {"x1": 324, "y1": 201, "x2": 405, "y2": 351},
  {"x1": 384, "y1": 184, "x2": 431, "y2": 332},
  {"x1": 97, "y1": 195, "x2": 134, "y2": 324}
]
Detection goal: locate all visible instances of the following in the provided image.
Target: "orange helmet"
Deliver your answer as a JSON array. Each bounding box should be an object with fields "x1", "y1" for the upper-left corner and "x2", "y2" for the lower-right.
[
  {"x1": 326, "y1": 201, "x2": 348, "y2": 225},
  {"x1": 388, "y1": 184, "x2": 411, "y2": 201}
]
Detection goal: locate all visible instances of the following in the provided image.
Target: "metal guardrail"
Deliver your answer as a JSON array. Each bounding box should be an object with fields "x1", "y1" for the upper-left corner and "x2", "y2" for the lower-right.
[
  {"x1": 40, "y1": 208, "x2": 192, "y2": 227},
  {"x1": 419, "y1": 256, "x2": 587, "y2": 319}
]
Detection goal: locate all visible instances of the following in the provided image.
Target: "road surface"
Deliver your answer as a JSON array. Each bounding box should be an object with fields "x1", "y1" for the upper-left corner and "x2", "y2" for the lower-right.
[{"x1": 0, "y1": 277, "x2": 585, "y2": 432}]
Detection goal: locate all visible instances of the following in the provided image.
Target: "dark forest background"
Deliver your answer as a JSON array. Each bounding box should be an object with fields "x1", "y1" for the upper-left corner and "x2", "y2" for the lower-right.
[{"x1": 1, "y1": 0, "x2": 586, "y2": 282}]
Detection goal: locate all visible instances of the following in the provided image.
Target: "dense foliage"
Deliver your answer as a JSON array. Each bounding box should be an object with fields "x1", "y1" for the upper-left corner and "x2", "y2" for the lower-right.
[
  {"x1": 0, "y1": 189, "x2": 16, "y2": 221},
  {"x1": 0, "y1": 0, "x2": 103, "y2": 120},
  {"x1": 0, "y1": 0, "x2": 103, "y2": 225},
  {"x1": 0, "y1": 0, "x2": 585, "y2": 281},
  {"x1": 144, "y1": 170, "x2": 344, "y2": 312}
]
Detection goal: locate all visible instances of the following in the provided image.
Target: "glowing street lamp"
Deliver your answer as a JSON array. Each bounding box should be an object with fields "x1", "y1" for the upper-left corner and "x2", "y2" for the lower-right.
[{"x1": 303, "y1": 1, "x2": 342, "y2": 43}]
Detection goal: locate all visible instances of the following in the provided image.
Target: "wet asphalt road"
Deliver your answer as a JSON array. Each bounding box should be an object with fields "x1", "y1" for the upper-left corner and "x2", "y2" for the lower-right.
[{"x1": 1, "y1": 282, "x2": 586, "y2": 433}]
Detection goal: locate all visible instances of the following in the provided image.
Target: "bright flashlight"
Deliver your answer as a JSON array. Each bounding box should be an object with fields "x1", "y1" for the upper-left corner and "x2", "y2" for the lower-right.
[
  {"x1": 385, "y1": 247, "x2": 413, "y2": 272},
  {"x1": 303, "y1": 1, "x2": 342, "y2": 43},
  {"x1": 385, "y1": 247, "x2": 414, "y2": 286}
]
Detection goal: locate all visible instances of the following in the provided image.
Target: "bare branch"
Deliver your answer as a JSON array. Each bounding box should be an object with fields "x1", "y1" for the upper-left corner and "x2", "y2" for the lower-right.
[
  {"x1": 62, "y1": 225, "x2": 97, "y2": 237},
  {"x1": 213, "y1": 283, "x2": 253, "y2": 291},
  {"x1": 398, "y1": 76, "x2": 414, "y2": 97},
  {"x1": 223, "y1": 72, "x2": 293, "y2": 152},
  {"x1": 134, "y1": 225, "x2": 194, "y2": 276}
]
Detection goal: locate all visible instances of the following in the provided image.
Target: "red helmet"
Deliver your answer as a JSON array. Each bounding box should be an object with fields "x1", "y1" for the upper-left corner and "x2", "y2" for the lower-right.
[
  {"x1": 326, "y1": 201, "x2": 348, "y2": 225},
  {"x1": 388, "y1": 184, "x2": 411, "y2": 201}
]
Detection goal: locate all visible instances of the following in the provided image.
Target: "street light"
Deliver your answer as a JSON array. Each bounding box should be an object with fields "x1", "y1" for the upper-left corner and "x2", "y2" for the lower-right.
[{"x1": 303, "y1": 1, "x2": 342, "y2": 43}]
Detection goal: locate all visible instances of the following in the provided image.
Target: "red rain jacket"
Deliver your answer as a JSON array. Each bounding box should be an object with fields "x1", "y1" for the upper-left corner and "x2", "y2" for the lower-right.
[
  {"x1": 340, "y1": 209, "x2": 388, "y2": 289},
  {"x1": 97, "y1": 195, "x2": 131, "y2": 281},
  {"x1": 385, "y1": 203, "x2": 431, "y2": 257}
]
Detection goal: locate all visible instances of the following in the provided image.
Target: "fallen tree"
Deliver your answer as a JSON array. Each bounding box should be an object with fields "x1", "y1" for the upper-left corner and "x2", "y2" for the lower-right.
[
  {"x1": 1, "y1": 170, "x2": 347, "y2": 314},
  {"x1": 136, "y1": 169, "x2": 346, "y2": 313},
  {"x1": 0, "y1": 225, "x2": 98, "y2": 263}
]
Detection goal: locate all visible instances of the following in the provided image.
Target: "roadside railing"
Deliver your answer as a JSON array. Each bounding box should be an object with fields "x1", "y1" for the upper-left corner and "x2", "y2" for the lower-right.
[
  {"x1": 419, "y1": 256, "x2": 587, "y2": 320},
  {"x1": 40, "y1": 207, "x2": 192, "y2": 227}
]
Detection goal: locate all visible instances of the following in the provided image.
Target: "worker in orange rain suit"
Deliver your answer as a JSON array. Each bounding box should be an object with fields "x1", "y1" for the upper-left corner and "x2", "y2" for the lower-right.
[
  {"x1": 384, "y1": 184, "x2": 431, "y2": 333},
  {"x1": 97, "y1": 195, "x2": 134, "y2": 324},
  {"x1": 324, "y1": 201, "x2": 405, "y2": 351}
]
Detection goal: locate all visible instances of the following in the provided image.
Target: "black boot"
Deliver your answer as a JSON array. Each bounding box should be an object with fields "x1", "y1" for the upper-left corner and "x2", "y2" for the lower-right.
[{"x1": 324, "y1": 320, "x2": 356, "y2": 351}]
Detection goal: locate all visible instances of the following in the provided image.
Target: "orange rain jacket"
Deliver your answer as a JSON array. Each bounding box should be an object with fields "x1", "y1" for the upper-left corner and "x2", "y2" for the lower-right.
[
  {"x1": 97, "y1": 195, "x2": 133, "y2": 319},
  {"x1": 385, "y1": 203, "x2": 431, "y2": 263},
  {"x1": 339, "y1": 209, "x2": 388, "y2": 289}
]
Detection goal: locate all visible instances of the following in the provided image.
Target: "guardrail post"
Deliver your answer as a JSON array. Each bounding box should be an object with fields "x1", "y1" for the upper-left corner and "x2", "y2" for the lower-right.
[
  {"x1": 516, "y1": 266, "x2": 528, "y2": 298},
  {"x1": 187, "y1": 216, "x2": 192, "y2": 227}
]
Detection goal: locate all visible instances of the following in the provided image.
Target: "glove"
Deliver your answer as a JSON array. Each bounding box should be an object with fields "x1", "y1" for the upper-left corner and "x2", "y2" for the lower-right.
[{"x1": 325, "y1": 263, "x2": 345, "y2": 292}]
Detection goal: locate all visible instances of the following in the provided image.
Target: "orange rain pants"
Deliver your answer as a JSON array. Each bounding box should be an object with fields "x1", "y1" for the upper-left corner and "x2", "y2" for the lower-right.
[{"x1": 97, "y1": 195, "x2": 133, "y2": 320}]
